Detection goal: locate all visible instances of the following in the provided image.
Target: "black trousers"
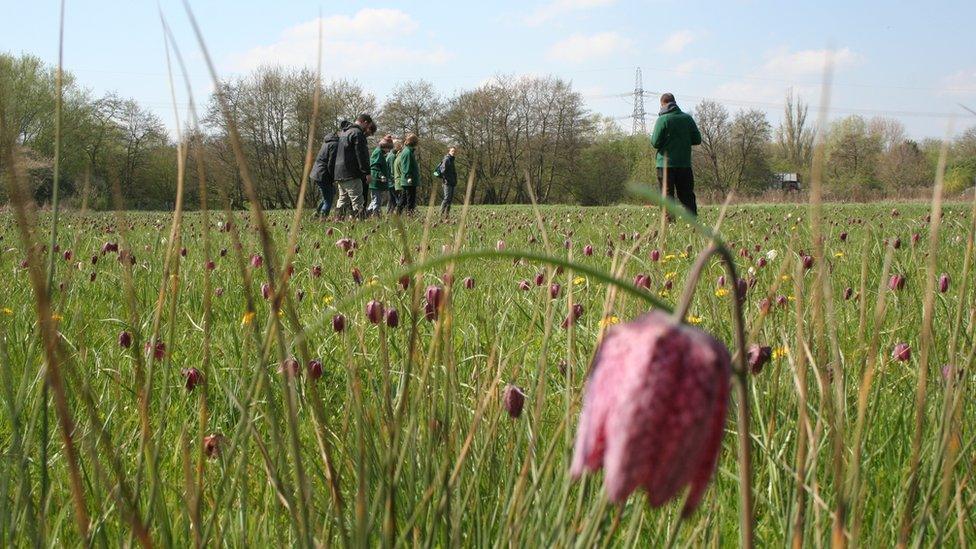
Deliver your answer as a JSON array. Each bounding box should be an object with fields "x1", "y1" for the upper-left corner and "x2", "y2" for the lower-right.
[
  {"x1": 397, "y1": 186, "x2": 418, "y2": 214},
  {"x1": 656, "y1": 167, "x2": 697, "y2": 216}
]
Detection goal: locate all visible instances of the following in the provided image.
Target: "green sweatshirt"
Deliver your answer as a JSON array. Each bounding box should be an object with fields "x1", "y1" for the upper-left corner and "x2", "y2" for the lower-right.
[
  {"x1": 650, "y1": 105, "x2": 702, "y2": 168},
  {"x1": 396, "y1": 145, "x2": 420, "y2": 188},
  {"x1": 369, "y1": 147, "x2": 392, "y2": 190}
]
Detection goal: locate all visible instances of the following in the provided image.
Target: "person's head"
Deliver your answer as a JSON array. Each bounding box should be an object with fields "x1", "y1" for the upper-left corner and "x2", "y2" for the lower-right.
[
  {"x1": 393, "y1": 139, "x2": 403, "y2": 152},
  {"x1": 660, "y1": 93, "x2": 676, "y2": 107},
  {"x1": 356, "y1": 113, "x2": 376, "y2": 136},
  {"x1": 379, "y1": 134, "x2": 394, "y2": 151},
  {"x1": 448, "y1": 146, "x2": 457, "y2": 156},
  {"x1": 404, "y1": 133, "x2": 419, "y2": 147}
]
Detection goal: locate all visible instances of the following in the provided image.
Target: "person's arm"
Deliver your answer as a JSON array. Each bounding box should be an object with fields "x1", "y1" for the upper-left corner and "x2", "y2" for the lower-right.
[
  {"x1": 651, "y1": 117, "x2": 667, "y2": 149},
  {"x1": 690, "y1": 119, "x2": 702, "y2": 146},
  {"x1": 355, "y1": 131, "x2": 371, "y2": 179}
]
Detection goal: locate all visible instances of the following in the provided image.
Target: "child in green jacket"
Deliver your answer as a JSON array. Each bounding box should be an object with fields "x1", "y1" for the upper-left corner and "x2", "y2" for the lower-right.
[{"x1": 396, "y1": 133, "x2": 422, "y2": 214}]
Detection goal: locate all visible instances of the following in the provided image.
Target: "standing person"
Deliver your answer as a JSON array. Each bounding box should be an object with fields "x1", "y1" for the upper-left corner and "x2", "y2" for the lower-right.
[
  {"x1": 387, "y1": 139, "x2": 403, "y2": 214},
  {"x1": 396, "y1": 133, "x2": 421, "y2": 215},
  {"x1": 650, "y1": 93, "x2": 702, "y2": 216},
  {"x1": 366, "y1": 135, "x2": 394, "y2": 216},
  {"x1": 333, "y1": 113, "x2": 376, "y2": 219},
  {"x1": 309, "y1": 120, "x2": 350, "y2": 218},
  {"x1": 436, "y1": 146, "x2": 458, "y2": 217}
]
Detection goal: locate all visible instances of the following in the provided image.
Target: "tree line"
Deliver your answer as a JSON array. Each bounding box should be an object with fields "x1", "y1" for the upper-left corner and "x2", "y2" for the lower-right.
[{"x1": 2, "y1": 52, "x2": 974, "y2": 210}]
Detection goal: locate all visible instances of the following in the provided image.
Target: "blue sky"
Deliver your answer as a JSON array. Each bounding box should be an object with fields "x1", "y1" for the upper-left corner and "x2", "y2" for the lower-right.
[{"x1": 2, "y1": 0, "x2": 975, "y2": 139}]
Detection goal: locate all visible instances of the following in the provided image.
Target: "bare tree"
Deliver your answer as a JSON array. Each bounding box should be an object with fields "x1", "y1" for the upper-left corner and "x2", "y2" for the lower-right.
[{"x1": 776, "y1": 89, "x2": 814, "y2": 170}]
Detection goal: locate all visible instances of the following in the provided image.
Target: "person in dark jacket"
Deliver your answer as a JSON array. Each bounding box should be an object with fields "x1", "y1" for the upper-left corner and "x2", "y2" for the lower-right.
[
  {"x1": 650, "y1": 93, "x2": 702, "y2": 216},
  {"x1": 386, "y1": 139, "x2": 402, "y2": 214},
  {"x1": 309, "y1": 120, "x2": 350, "y2": 217},
  {"x1": 366, "y1": 135, "x2": 394, "y2": 216},
  {"x1": 436, "y1": 146, "x2": 458, "y2": 217},
  {"x1": 395, "y1": 133, "x2": 421, "y2": 214},
  {"x1": 333, "y1": 113, "x2": 376, "y2": 218}
]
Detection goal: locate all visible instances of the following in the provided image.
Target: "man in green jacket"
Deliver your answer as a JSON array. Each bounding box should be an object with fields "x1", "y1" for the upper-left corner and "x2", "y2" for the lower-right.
[
  {"x1": 650, "y1": 92, "x2": 702, "y2": 216},
  {"x1": 367, "y1": 135, "x2": 394, "y2": 216},
  {"x1": 396, "y1": 133, "x2": 421, "y2": 214}
]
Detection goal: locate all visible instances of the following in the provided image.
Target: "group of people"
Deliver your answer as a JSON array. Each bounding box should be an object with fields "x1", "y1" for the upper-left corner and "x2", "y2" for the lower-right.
[
  {"x1": 309, "y1": 92, "x2": 700, "y2": 221},
  {"x1": 309, "y1": 113, "x2": 458, "y2": 220}
]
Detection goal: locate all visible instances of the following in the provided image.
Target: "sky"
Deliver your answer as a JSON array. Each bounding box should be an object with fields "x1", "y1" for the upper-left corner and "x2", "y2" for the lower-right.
[{"x1": 2, "y1": 0, "x2": 975, "y2": 140}]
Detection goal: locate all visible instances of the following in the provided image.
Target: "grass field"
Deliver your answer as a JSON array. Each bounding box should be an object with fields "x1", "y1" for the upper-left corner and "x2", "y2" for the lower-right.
[{"x1": 1, "y1": 201, "x2": 974, "y2": 547}]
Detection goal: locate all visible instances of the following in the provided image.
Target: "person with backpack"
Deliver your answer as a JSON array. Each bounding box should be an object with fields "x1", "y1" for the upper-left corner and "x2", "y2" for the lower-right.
[
  {"x1": 396, "y1": 133, "x2": 421, "y2": 214},
  {"x1": 366, "y1": 135, "x2": 394, "y2": 216},
  {"x1": 387, "y1": 138, "x2": 403, "y2": 214},
  {"x1": 332, "y1": 113, "x2": 376, "y2": 219},
  {"x1": 308, "y1": 120, "x2": 350, "y2": 218},
  {"x1": 650, "y1": 93, "x2": 702, "y2": 216},
  {"x1": 435, "y1": 146, "x2": 458, "y2": 217}
]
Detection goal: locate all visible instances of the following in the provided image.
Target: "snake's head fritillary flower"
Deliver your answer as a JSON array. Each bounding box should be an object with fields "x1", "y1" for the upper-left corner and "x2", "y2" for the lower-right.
[
  {"x1": 366, "y1": 300, "x2": 384, "y2": 324},
  {"x1": 570, "y1": 311, "x2": 731, "y2": 516},
  {"x1": 214, "y1": 287, "x2": 224, "y2": 297},
  {"x1": 118, "y1": 330, "x2": 132, "y2": 349},
  {"x1": 550, "y1": 283, "x2": 562, "y2": 299},
  {"x1": 311, "y1": 265, "x2": 322, "y2": 278},
  {"x1": 463, "y1": 277, "x2": 475, "y2": 290},
  {"x1": 911, "y1": 233, "x2": 920, "y2": 246},
  {"x1": 352, "y1": 268, "x2": 363, "y2": 285},
  {"x1": 496, "y1": 240, "x2": 506, "y2": 251},
  {"x1": 892, "y1": 343, "x2": 911, "y2": 362},
  {"x1": 518, "y1": 280, "x2": 531, "y2": 292},
  {"x1": 939, "y1": 273, "x2": 950, "y2": 293},
  {"x1": 332, "y1": 314, "x2": 346, "y2": 333},
  {"x1": 584, "y1": 244, "x2": 594, "y2": 256},
  {"x1": 892, "y1": 237, "x2": 901, "y2": 250},
  {"x1": 279, "y1": 357, "x2": 301, "y2": 378},
  {"x1": 307, "y1": 359, "x2": 324, "y2": 380},
  {"x1": 839, "y1": 232, "x2": 848, "y2": 242},
  {"x1": 844, "y1": 287, "x2": 854, "y2": 300},
  {"x1": 503, "y1": 384, "x2": 526, "y2": 419},
  {"x1": 534, "y1": 272, "x2": 545, "y2": 286},
  {"x1": 182, "y1": 368, "x2": 204, "y2": 391},
  {"x1": 425, "y1": 285, "x2": 444, "y2": 321},
  {"x1": 250, "y1": 254, "x2": 263, "y2": 269},
  {"x1": 145, "y1": 340, "x2": 165, "y2": 361},
  {"x1": 562, "y1": 303, "x2": 584, "y2": 328},
  {"x1": 399, "y1": 275, "x2": 410, "y2": 291},
  {"x1": 205, "y1": 259, "x2": 216, "y2": 271},
  {"x1": 203, "y1": 434, "x2": 224, "y2": 459},
  {"x1": 716, "y1": 275, "x2": 726, "y2": 288},
  {"x1": 634, "y1": 274, "x2": 650, "y2": 289},
  {"x1": 336, "y1": 238, "x2": 353, "y2": 252},
  {"x1": 385, "y1": 308, "x2": 399, "y2": 328},
  {"x1": 888, "y1": 274, "x2": 906, "y2": 291},
  {"x1": 261, "y1": 282, "x2": 272, "y2": 300},
  {"x1": 802, "y1": 255, "x2": 814, "y2": 270},
  {"x1": 747, "y1": 344, "x2": 772, "y2": 374}
]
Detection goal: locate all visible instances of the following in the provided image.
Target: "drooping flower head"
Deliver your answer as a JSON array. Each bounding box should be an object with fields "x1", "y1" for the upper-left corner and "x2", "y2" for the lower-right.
[{"x1": 571, "y1": 310, "x2": 731, "y2": 516}]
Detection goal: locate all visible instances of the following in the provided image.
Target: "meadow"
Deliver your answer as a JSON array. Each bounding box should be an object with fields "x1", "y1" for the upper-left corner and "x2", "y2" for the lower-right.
[{"x1": 0, "y1": 197, "x2": 973, "y2": 547}]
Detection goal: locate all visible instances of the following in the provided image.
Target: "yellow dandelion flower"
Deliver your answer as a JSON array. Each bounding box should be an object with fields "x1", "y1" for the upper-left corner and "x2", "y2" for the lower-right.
[
  {"x1": 599, "y1": 315, "x2": 620, "y2": 328},
  {"x1": 772, "y1": 347, "x2": 788, "y2": 360},
  {"x1": 658, "y1": 288, "x2": 670, "y2": 298},
  {"x1": 714, "y1": 288, "x2": 729, "y2": 297},
  {"x1": 664, "y1": 254, "x2": 677, "y2": 262},
  {"x1": 241, "y1": 311, "x2": 256, "y2": 327},
  {"x1": 780, "y1": 275, "x2": 791, "y2": 281},
  {"x1": 366, "y1": 277, "x2": 379, "y2": 287},
  {"x1": 679, "y1": 251, "x2": 689, "y2": 258},
  {"x1": 686, "y1": 314, "x2": 703, "y2": 325},
  {"x1": 1, "y1": 307, "x2": 12, "y2": 316},
  {"x1": 573, "y1": 276, "x2": 587, "y2": 286},
  {"x1": 665, "y1": 271, "x2": 678, "y2": 280},
  {"x1": 788, "y1": 295, "x2": 796, "y2": 302},
  {"x1": 834, "y1": 252, "x2": 844, "y2": 258},
  {"x1": 277, "y1": 309, "x2": 285, "y2": 318},
  {"x1": 322, "y1": 295, "x2": 334, "y2": 305},
  {"x1": 51, "y1": 314, "x2": 63, "y2": 322}
]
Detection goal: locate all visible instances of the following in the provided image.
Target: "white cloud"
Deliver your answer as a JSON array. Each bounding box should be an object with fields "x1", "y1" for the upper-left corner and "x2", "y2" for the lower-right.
[
  {"x1": 229, "y1": 9, "x2": 452, "y2": 73},
  {"x1": 672, "y1": 58, "x2": 715, "y2": 75},
  {"x1": 941, "y1": 69, "x2": 976, "y2": 97},
  {"x1": 524, "y1": 0, "x2": 616, "y2": 27},
  {"x1": 547, "y1": 32, "x2": 632, "y2": 63},
  {"x1": 763, "y1": 47, "x2": 860, "y2": 77},
  {"x1": 657, "y1": 30, "x2": 697, "y2": 54}
]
